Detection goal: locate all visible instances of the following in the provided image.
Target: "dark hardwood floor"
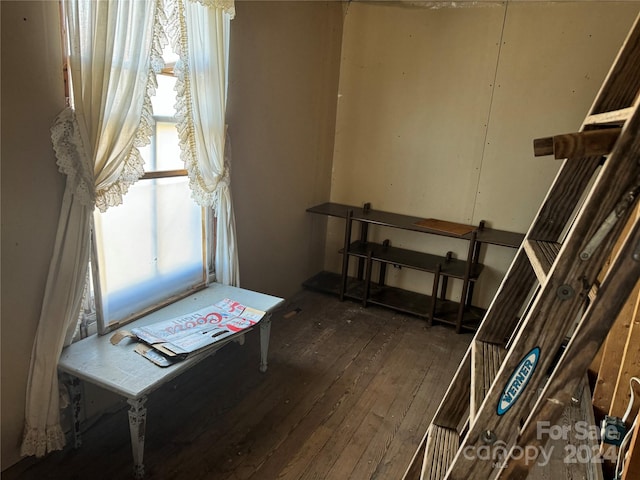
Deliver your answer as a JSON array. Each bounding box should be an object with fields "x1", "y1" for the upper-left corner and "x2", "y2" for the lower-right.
[{"x1": 3, "y1": 289, "x2": 472, "y2": 480}]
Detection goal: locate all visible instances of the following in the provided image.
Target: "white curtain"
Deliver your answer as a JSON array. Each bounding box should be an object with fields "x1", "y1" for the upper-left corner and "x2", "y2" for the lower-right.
[
  {"x1": 173, "y1": 0, "x2": 240, "y2": 285},
  {"x1": 21, "y1": 0, "x2": 163, "y2": 456}
]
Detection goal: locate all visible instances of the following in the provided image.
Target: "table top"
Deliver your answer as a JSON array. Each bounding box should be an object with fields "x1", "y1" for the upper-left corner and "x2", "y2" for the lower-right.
[{"x1": 58, "y1": 283, "x2": 284, "y2": 399}]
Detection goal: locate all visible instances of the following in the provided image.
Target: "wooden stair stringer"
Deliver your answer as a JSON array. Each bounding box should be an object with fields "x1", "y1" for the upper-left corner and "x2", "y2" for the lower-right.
[
  {"x1": 500, "y1": 213, "x2": 640, "y2": 479},
  {"x1": 447, "y1": 87, "x2": 640, "y2": 479}
]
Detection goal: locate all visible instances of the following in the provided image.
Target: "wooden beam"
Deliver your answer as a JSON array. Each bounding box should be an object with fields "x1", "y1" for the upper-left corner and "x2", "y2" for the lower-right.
[
  {"x1": 592, "y1": 204, "x2": 640, "y2": 420},
  {"x1": 592, "y1": 279, "x2": 639, "y2": 416},
  {"x1": 533, "y1": 128, "x2": 622, "y2": 159},
  {"x1": 609, "y1": 285, "x2": 640, "y2": 420},
  {"x1": 603, "y1": 279, "x2": 640, "y2": 478}
]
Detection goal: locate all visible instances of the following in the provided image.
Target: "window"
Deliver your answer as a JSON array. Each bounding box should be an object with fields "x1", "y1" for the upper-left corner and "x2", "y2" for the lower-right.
[
  {"x1": 89, "y1": 50, "x2": 212, "y2": 334},
  {"x1": 58, "y1": 0, "x2": 236, "y2": 341},
  {"x1": 21, "y1": 1, "x2": 236, "y2": 458}
]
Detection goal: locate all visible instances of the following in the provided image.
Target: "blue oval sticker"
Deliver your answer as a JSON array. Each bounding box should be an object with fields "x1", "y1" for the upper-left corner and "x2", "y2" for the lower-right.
[{"x1": 497, "y1": 347, "x2": 540, "y2": 416}]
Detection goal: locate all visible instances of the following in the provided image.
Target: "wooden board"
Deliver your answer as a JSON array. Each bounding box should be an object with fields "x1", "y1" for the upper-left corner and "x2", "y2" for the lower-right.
[
  {"x1": 592, "y1": 203, "x2": 640, "y2": 419},
  {"x1": 413, "y1": 218, "x2": 475, "y2": 237},
  {"x1": 610, "y1": 283, "x2": 640, "y2": 418}
]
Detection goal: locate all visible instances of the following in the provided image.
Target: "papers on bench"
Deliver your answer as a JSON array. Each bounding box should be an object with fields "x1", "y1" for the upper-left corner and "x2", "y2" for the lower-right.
[{"x1": 110, "y1": 298, "x2": 266, "y2": 367}]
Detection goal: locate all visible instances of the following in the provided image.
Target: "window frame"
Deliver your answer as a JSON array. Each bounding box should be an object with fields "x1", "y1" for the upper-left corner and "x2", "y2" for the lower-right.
[
  {"x1": 60, "y1": 3, "x2": 221, "y2": 340},
  {"x1": 90, "y1": 180, "x2": 214, "y2": 337},
  {"x1": 88, "y1": 69, "x2": 216, "y2": 337}
]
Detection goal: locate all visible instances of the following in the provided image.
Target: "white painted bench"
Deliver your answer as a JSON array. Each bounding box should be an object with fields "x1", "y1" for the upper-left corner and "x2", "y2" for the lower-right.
[{"x1": 58, "y1": 283, "x2": 284, "y2": 478}]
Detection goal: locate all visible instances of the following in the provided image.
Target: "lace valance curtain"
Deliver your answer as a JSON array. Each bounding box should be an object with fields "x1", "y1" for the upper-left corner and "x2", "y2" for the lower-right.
[{"x1": 21, "y1": 0, "x2": 237, "y2": 457}]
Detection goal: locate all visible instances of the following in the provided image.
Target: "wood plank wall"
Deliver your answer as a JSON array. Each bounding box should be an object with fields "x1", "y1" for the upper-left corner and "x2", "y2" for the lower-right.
[{"x1": 590, "y1": 204, "x2": 640, "y2": 478}]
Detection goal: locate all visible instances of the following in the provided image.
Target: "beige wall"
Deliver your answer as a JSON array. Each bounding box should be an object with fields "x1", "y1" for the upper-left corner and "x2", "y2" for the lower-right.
[
  {"x1": 228, "y1": 1, "x2": 344, "y2": 298},
  {"x1": 1, "y1": 1, "x2": 67, "y2": 469},
  {"x1": 327, "y1": 1, "x2": 639, "y2": 306}
]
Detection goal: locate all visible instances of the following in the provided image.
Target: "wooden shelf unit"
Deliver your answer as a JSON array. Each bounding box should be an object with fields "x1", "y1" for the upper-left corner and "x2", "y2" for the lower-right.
[{"x1": 303, "y1": 202, "x2": 524, "y2": 332}]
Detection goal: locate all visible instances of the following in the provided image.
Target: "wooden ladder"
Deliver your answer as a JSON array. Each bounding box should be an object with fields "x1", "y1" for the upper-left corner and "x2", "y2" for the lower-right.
[{"x1": 403, "y1": 12, "x2": 640, "y2": 480}]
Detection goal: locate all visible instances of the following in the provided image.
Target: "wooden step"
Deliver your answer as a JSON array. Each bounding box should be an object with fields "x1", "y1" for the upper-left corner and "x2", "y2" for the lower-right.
[
  {"x1": 471, "y1": 340, "x2": 506, "y2": 421},
  {"x1": 523, "y1": 239, "x2": 562, "y2": 283},
  {"x1": 584, "y1": 106, "x2": 634, "y2": 126},
  {"x1": 421, "y1": 425, "x2": 459, "y2": 480}
]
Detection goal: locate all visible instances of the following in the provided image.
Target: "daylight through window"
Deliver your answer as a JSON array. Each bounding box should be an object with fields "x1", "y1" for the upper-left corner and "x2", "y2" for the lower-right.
[{"x1": 92, "y1": 49, "x2": 210, "y2": 333}]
